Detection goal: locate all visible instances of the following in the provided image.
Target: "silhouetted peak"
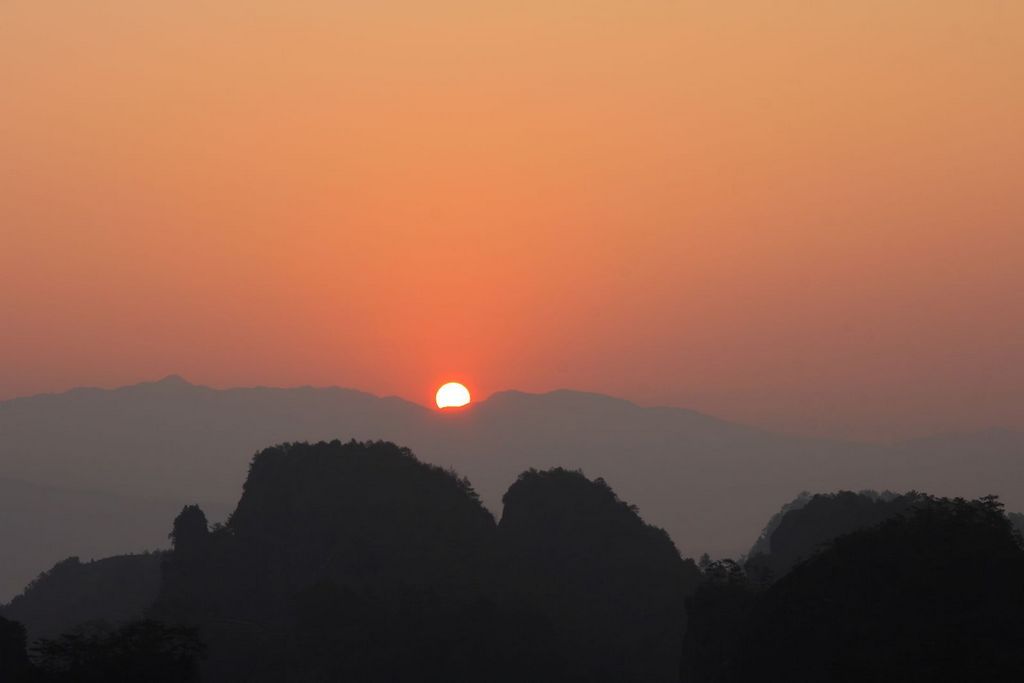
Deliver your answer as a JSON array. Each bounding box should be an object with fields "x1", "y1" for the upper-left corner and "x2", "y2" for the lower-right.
[
  {"x1": 170, "y1": 505, "x2": 209, "y2": 551},
  {"x1": 683, "y1": 495, "x2": 1024, "y2": 682},
  {"x1": 499, "y1": 467, "x2": 677, "y2": 553},
  {"x1": 496, "y1": 467, "x2": 695, "y2": 683},
  {"x1": 154, "y1": 440, "x2": 499, "y2": 637},
  {"x1": 502, "y1": 467, "x2": 625, "y2": 514},
  {"x1": 227, "y1": 440, "x2": 495, "y2": 563},
  {"x1": 745, "y1": 490, "x2": 921, "y2": 580}
]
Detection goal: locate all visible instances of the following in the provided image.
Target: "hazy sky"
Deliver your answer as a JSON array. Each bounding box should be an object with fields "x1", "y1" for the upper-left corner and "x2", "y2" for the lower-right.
[{"x1": 2, "y1": 1, "x2": 1022, "y2": 440}]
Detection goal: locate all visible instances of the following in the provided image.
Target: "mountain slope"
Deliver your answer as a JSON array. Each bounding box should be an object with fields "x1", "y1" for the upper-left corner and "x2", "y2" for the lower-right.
[{"x1": 0, "y1": 553, "x2": 162, "y2": 640}]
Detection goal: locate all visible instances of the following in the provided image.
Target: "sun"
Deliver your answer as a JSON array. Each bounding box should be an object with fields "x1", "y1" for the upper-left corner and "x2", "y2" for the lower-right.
[{"x1": 435, "y1": 382, "x2": 471, "y2": 409}]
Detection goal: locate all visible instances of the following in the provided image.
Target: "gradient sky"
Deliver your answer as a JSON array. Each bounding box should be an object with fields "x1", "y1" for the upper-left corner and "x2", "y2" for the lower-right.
[{"x1": 2, "y1": 1, "x2": 1022, "y2": 440}]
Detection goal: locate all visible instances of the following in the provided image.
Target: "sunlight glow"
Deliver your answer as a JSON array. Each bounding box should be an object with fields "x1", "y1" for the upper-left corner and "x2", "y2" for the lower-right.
[{"x1": 435, "y1": 382, "x2": 471, "y2": 409}]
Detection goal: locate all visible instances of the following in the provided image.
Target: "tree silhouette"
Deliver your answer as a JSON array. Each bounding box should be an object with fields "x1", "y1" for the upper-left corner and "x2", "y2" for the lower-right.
[
  {"x1": 32, "y1": 619, "x2": 204, "y2": 683},
  {"x1": 680, "y1": 559, "x2": 757, "y2": 683}
]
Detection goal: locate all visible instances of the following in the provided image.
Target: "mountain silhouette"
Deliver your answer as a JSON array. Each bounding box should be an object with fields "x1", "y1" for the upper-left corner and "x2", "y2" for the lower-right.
[
  {"x1": 496, "y1": 468, "x2": 700, "y2": 682},
  {"x1": 2, "y1": 440, "x2": 703, "y2": 680},
  {"x1": 682, "y1": 496, "x2": 1024, "y2": 682},
  {"x1": 153, "y1": 441, "x2": 572, "y2": 681},
  {"x1": 3, "y1": 441, "x2": 1024, "y2": 680},
  {"x1": 745, "y1": 490, "x2": 920, "y2": 580},
  {"x1": 0, "y1": 553, "x2": 161, "y2": 641},
  {"x1": 1, "y1": 377, "x2": 1022, "y2": 602}
]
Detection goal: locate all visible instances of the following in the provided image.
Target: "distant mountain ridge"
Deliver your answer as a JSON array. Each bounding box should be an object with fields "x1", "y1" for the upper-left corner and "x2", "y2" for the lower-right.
[{"x1": 1, "y1": 376, "x2": 1021, "y2": 602}]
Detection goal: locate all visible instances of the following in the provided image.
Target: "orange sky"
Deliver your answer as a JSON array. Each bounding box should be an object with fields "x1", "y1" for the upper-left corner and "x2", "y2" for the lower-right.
[{"x1": 2, "y1": 1, "x2": 1022, "y2": 440}]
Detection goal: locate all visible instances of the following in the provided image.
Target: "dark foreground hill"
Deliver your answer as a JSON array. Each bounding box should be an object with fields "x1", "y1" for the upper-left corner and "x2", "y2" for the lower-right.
[
  {"x1": 1, "y1": 554, "x2": 161, "y2": 641},
  {"x1": 150, "y1": 440, "x2": 692, "y2": 682},
  {"x1": 3, "y1": 442, "x2": 1024, "y2": 681},
  {"x1": 497, "y1": 469, "x2": 700, "y2": 682},
  {"x1": 2, "y1": 376, "x2": 1022, "y2": 601},
  {"x1": 744, "y1": 490, "x2": 921, "y2": 580},
  {"x1": 3, "y1": 440, "x2": 694, "y2": 681},
  {"x1": 682, "y1": 496, "x2": 1024, "y2": 682}
]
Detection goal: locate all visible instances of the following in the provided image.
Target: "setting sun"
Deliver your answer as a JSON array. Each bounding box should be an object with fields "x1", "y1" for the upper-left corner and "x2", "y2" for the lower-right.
[{"x1": 435, "y1": 382, "x2": 471, "y2": 409}]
